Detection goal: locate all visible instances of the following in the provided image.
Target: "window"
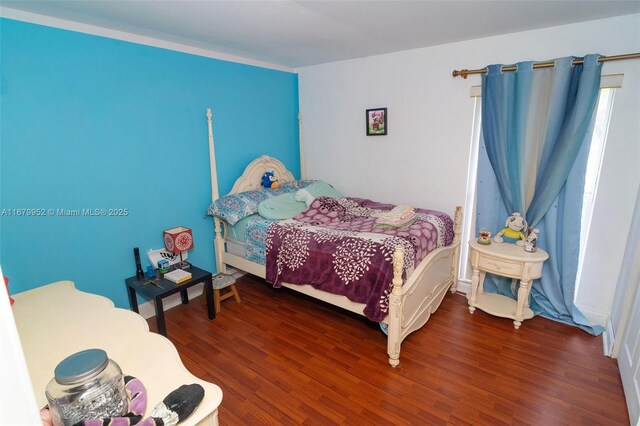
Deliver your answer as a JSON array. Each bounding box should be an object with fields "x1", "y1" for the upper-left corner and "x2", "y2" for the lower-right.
[
  {"x1": 458, "y1": 82, "x2": 619, "y2": 295},
  {"x1": 458, "y1": 95, "x2": 482, "y2": 286},
  {"x1": 575, "y1": 88, "x2": 616, "y2": 296}
]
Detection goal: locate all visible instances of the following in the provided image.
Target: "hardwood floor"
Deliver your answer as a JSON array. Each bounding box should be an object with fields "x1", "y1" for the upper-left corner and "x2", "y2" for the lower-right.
[{"x1": 149, "y1": 274, "x2": 629, "y2": 425}]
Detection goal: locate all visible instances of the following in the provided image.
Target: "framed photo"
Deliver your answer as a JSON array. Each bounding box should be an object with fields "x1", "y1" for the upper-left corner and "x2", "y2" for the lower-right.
[{"x1": 366, "y1": 108, "x2": 387, "y2": 136}]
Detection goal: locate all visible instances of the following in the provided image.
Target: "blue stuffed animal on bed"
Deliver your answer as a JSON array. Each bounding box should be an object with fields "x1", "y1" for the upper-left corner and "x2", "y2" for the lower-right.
[{"x1": 261, "y1": 171, "x2": 279, "y2": 189}]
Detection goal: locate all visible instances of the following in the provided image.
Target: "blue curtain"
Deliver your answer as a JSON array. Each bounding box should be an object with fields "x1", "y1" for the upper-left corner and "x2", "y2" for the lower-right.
[{"x1": 477, "y1": 54, "x2": 603, "y2": 334}]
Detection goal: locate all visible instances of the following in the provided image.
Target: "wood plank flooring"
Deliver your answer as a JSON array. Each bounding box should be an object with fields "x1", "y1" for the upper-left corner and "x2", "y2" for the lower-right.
[{"x1": 148, "y1": 274, "x2": 629, "y2": 425}]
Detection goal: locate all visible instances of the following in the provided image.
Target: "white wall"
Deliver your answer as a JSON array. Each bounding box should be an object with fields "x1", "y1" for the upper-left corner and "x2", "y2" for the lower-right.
[{"x1": 298, "y1": 14, "x2": 640, "y2": 326}]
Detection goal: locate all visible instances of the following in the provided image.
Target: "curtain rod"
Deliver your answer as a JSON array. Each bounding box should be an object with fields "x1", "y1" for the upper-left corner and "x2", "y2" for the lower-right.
[{"x1": 452, "y1": 52, "x2": 640, "y2": 79}]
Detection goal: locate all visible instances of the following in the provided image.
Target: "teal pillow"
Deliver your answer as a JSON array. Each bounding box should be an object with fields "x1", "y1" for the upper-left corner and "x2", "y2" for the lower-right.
[
  {"x1": 258, "y1": 192, "x2": 307, "y2": 220},
  {"x1": 295, "y1": 180, "x2": 342, "y2": 206}
]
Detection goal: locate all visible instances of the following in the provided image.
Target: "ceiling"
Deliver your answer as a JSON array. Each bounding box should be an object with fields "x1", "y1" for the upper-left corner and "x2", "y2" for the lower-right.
[{"x1": 2, "y1": 1, "x2": 639, "y2": 69}]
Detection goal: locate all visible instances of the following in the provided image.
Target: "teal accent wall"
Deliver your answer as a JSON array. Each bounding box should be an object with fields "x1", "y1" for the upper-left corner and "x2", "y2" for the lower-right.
[{"x1": 0, "y1": 19, "x2": 300, "y2": 308}]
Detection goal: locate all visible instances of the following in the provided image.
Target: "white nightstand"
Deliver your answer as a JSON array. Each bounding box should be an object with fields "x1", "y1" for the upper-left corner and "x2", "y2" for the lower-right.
[{"x1": 467, "y1": 239, "x2": 549, "y2": 329}]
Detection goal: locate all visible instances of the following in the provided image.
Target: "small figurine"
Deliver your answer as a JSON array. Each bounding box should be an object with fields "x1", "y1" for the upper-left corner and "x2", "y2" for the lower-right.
[
  {"x1": 493, "y1": 212, "x2": 527, "y2": 246},
  {"x1": 146, "y1": 265, "x2": 157, "y2": 278},
  {"x1": 477, "y1": 228, "x2": 492, "y2": 245},
  {"x1": 157, "y1": 259, "x2": 170, "y2": 273},
  {"x1": 524, "y1": 227, "x2": 539, "y2": 252}
]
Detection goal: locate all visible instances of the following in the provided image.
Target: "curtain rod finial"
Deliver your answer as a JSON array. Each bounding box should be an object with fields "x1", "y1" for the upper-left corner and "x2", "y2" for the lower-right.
[{"x1": 452, "y1": 69, "x2": 469, "y2": 79}]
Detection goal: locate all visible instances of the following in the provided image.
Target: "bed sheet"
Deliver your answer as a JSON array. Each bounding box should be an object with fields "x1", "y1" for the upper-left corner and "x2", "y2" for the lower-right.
[{"x1": 227, "y1": 214, "x2": 275, "y2": 265}]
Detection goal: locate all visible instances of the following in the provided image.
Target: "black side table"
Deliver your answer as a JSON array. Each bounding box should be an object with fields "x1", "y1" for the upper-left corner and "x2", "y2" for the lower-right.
[{"x1": 125, "y1": 265, "x2": 214, "y2": 337}]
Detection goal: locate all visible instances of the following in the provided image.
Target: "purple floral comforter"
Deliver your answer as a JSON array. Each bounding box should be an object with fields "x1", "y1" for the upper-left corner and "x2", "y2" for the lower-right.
[{"x1": 265, "y1": 197, "x2": 454, "y2": 321}]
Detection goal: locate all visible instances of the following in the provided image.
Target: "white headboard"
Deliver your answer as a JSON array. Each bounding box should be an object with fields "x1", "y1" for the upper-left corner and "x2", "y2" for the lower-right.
[{"x1": 228, "y1": 155, "x2": 296, "y2": 195}]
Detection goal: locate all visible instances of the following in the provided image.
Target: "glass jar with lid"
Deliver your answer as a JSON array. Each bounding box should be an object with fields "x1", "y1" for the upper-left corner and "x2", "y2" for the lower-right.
[{"x1": 45, "y1": 348, "x2": 128, "y2": 426}]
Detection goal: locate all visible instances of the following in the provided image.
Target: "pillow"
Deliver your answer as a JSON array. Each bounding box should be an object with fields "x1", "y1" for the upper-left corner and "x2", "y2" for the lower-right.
[
  {"x1": 295, "y1": 180, "x2": 343, "y2": 207},
  {"x1": 258, "y1": 192, "x2": 307, "y2": 220},
  {"x1": 295, "y1": 188, "x2": 315, "y2": 207},
  {"x1": 207, "y1": 180, "x2": 315, "y2": 224},
  {"x1": 208, "y1": 190, "x2": 271, "y2": 225},
  {"x1": 280, "y1": 179, "x2": 317, "y2": 191}
]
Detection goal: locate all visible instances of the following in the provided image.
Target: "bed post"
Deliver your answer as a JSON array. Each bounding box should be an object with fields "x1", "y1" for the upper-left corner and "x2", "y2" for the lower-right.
[
  {"x1": 213, "y1": 218, "x2": 226, "y2": 274},
  {"x1": 450, "y1": 206, "x2": 463, "y2": 293},
  {"x1": 207, "y1": 108, "x2": 226, "y2": 274},
  {"x1": 387, "y1": 245, "x2": 404, "y2": 368},
  {"x1": 298, "y1": 113, "x2": 306, "y2": 180},
  {"x1": 207, "y1": 108, "x2": 219, "y2": 202}
]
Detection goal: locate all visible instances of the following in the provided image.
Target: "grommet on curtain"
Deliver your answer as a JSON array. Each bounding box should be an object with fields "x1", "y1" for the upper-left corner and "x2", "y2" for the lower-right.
[
  {"x1": 498, "y1": 64, "x2": 512, "y2": 74},
  {"x1": 487, "y1": 64, "x2": 502, "y2": 75},
  {"x1": 583, "y1": 53, "x2": 603, "y2": 68},
  {"x1": 514, "y1": 61, "x2": 534, "y2": 73}
]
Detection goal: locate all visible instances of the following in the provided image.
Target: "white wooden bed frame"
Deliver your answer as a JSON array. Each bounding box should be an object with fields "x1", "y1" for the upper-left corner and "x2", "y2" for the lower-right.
[{"x1": 206, "y1": 108, "x2": 462, "y2": 367}]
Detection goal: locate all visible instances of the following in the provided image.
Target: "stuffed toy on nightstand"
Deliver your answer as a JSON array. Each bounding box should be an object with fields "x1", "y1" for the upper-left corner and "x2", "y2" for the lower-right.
[{"x1": 493, "y1": 212, "x2": 527, "y2": 246}]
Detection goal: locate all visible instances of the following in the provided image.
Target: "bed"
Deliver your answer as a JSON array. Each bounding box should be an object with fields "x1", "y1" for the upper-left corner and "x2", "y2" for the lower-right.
[{"x1": 205, "y1": 108, "x2": 462, "y2": 367}]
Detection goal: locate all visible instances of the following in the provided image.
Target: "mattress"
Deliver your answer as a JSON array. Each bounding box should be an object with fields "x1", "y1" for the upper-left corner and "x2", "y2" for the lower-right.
[{"x1": 225, "y1": 238, "x2": 245, "y2": 258}]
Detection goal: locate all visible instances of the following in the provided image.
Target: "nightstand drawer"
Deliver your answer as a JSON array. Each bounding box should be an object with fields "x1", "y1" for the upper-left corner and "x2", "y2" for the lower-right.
[{"x1": 478, "y1": 256, "x2": 523, "y2": 277}]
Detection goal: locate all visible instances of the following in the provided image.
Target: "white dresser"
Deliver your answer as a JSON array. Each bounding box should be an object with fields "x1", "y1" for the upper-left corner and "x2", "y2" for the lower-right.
[{"x1": 12, "y1": 281, "x2": 223, "y2": 425}]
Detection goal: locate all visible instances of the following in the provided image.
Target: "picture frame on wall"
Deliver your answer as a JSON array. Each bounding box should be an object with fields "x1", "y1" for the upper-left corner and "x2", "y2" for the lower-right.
[{"x1": 366, "y1": 108, "x2": 387, "y2": 136}]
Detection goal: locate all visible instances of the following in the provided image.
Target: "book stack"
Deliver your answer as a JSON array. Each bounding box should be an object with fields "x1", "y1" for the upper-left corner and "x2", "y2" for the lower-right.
[{"x1": 164, "y1": 268, "x2": 192, "y2": 284}]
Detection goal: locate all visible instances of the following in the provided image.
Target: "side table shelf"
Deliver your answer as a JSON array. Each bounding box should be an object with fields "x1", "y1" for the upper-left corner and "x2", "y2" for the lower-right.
[{"x1": 467, "y1": 239, "x2": 549, "y2": 329}]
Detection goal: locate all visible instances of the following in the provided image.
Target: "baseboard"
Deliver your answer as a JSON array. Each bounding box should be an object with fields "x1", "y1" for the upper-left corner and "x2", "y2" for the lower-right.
[
  {"x1": 456, "y1": 278, "x2": 471, "y2": 294},
  {"x1": 577, "y1": 306, "x2": 609, "y2": 330},
  {"x1": 137, "y1": 284, "x2": 205, "y2": 319},
  {"x1": 603, "y1": 316, "x2": 615, "y2": 357},
  {"x1": 137, "y1": 271, "x2": 245, "y2": 319}
]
